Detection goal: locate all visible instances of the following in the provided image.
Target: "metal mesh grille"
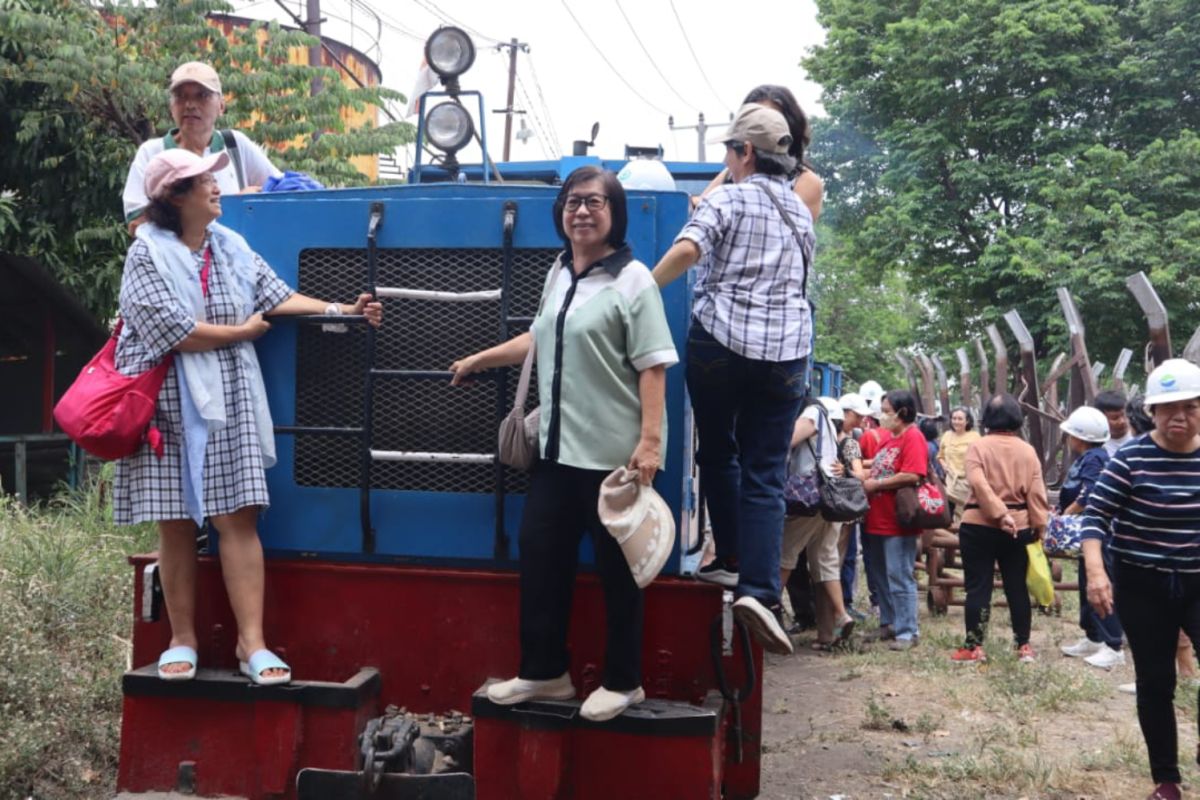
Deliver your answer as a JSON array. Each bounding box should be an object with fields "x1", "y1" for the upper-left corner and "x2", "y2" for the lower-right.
[{"x1": 293, "y1": 247, "x2": 558, "y2": 492}]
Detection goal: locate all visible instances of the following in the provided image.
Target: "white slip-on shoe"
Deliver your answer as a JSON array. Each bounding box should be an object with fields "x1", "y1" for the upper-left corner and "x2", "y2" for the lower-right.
[
  {"x1": 580, "y1": 686, "x2": 646, "y2": 722},
  {"x1": 1061, "y1": 636, "x2": 1104, "y2": 658},
  {"x1": 486, "y1": 672, "x2": 575, "y2": 705},
  {"x1": 1084, "y1": 645, "x2": 1126, "y2": 670},
  {"x1": 732, "y1": 596, "x2": 794, "y2": 655}
]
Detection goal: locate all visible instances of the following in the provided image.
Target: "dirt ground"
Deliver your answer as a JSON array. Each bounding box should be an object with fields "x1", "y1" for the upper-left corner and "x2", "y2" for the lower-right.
[{"x1": 753, "y1": 585, "x2": 1200, "y2": 800}]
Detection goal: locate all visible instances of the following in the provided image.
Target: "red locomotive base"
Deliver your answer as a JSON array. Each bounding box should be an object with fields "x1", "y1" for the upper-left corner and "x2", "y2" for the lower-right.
[{"x1": 118, "y1": 555, "x2": 764, "y2": 799}]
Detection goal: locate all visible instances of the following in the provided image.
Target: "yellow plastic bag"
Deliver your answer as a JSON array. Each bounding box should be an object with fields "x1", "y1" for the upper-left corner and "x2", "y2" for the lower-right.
[{"x1": 1026, "y1": 542, "x2": 1055, "y2": 607}]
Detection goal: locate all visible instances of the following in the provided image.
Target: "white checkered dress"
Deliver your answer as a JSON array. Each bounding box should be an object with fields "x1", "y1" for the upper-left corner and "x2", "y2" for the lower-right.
[
  {"x1": 677, "y1": 173, "x2": 814, "y2": 362},
  {"x1": 112, "y1": 239, "x2": 293, "y2": 525}
]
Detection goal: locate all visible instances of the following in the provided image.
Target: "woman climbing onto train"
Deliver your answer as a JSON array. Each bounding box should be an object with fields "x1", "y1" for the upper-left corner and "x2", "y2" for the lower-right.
[
  {"x1": 449, "y1": 166, "x2": 677, "y2": 721},
  {"x1": 113, "y1": 149, "x2": 382, "y2": 685}
]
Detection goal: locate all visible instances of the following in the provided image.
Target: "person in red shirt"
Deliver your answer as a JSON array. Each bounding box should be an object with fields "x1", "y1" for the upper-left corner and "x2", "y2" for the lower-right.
[{"x1": 861, "y1": 390, "x2": 927, "y2": 649}]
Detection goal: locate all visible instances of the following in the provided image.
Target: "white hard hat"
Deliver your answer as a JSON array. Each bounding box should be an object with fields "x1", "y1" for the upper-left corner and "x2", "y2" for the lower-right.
[
  {"x1": 838, "y1": 392, "x2": 871, "y2": 417},
  {"x1": 616, "y1": 160, "x2": 676, "y2": 191},
  {"x1": 1060, "y1": 406, "x2": 1110, "y2": 444},
  {"x1": 818, "y1": 396, "x2": 844, "y2": 422},
  {"x1": 859, "y1": 380, "x2": 883, "y2": 408},
  {"x1": 1143, "y1": 358, "x2": 1200, "y2": 411}
]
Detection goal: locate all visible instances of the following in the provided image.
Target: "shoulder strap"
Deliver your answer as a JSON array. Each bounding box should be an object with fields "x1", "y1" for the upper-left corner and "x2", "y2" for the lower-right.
[
  {"x1": 756, "y1": 182, "x2": 811, "y2": 299},
  {"x1": 221, "y1": 130, "x2": 246, "y2": 191},
  {"x1": 512, "y1": 261, "x2": 565, "y2": 411}
]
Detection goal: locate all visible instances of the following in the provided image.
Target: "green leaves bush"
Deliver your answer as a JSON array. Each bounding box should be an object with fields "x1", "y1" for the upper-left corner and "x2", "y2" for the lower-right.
[{"x1": 0, "y1": 477, "x2": 156, "y2": 799}]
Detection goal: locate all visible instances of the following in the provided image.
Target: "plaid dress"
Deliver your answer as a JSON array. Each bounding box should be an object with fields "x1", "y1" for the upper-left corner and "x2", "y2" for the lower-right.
[{"x1": 112, "y1": 237, "x2": 293, "y2": 525}]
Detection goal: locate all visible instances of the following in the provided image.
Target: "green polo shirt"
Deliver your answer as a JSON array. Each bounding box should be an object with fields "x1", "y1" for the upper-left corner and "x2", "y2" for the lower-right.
[{"x1": 533, "y1": 246, "x2": 678, "y2": 471}]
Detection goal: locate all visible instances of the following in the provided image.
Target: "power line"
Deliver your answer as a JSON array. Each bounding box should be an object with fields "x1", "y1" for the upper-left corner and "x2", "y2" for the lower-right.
[
  {"x1": 668, "y1": 0, "x2": 729, "y2": 113},
  {"x1": 559, "y1": 0, "x2": 669, "y2": 117},
  {"x1": 351, "y1": 0, "x2": 425, "y2": 41},
  {"x1": 516, "y1": 72, "x2": 558, "y2": 158},
  {"x1": 523, "y1": 51, "x2": 563, "y2": 153},
  {"x1": 418, "y1": 0, "x2": 503, "y2": 44},
  {"x1": 613, "y1": 0, "x2": 700, "y2": 113}
]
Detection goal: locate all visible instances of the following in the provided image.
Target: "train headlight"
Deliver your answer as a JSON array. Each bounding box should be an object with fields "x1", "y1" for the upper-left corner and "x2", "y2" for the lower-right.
[
  {"x1": 425, "y1": 102, "x2": 475, "y2": 153},
  {"x1": 425, "y1": 27, "x2": 475, "y2": 88}
]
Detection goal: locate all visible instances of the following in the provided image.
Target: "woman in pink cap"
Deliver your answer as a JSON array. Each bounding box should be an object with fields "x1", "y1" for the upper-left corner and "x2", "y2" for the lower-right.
[{"x1": 113, "y1": 149, "x2": 382, "y2": 685}]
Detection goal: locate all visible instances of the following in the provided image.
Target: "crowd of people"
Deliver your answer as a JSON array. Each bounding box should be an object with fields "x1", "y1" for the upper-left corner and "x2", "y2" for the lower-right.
[{"x1": 107, "y1": 60, "x2": 1200, "y2": 799}]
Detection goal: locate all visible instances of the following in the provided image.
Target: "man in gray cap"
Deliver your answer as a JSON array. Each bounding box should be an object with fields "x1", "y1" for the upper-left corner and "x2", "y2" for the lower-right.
[
  {"x1": 122, "y1": 61, "x2": 282, "y2": 231},
  {"x1": 652, "y1": 102, "x2": 815, "y2": 655}
]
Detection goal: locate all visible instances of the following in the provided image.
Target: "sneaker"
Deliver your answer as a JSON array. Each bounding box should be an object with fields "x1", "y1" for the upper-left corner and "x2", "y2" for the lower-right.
[
  {"x1": 1147, "y1": 782, "x2": 1181, "y2": 800},
  {"x1": 580, "y1": 686, "x2": 646, "y2": 722},
  {"x1": 1018, "y1": 644, "x2": 1036, "y2": 663},
  {"x1": 1084, "y1": 645, "x2": 1126, "y2": 670},
  {"x1": 847, "y1": 607, "x2": 867, "y2": 623},
  {"x1": 486, "y1": 672, "x2": 575, "y2": 705},
  {"x1": 732, "y1": 596, "x2": 794, "y2": 655},
  {"x1": 1117, "y1": 682, "x2": 1137, "y2": 695},
  {"x1": 696, "y1": 558, "x2": 738, "y2": 588},
  {"x1": 1061, "y1": 636, "x2": 1104, "y2": 658},
  {"x1": 888, "y1": 637, "x2": 917, "y2": 652},
  {"x1": 951, "y1": 646, "x2": 987, "y2": 664}
]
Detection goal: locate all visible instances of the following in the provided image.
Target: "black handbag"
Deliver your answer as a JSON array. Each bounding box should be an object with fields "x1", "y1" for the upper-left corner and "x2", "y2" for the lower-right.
[{"x1": 819, "y1": 438, "x2": 869, "y2": 522}]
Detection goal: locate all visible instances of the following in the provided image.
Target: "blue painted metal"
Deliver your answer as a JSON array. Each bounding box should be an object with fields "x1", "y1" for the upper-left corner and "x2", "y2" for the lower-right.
[{"x1": 219, "y1": 181, "x2": 694, "y2": 571}]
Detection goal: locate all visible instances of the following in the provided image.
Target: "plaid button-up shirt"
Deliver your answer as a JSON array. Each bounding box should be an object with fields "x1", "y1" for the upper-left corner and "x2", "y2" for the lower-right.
[{"x1": 676, "y1": 173, "x2": 814, "y2": 362}]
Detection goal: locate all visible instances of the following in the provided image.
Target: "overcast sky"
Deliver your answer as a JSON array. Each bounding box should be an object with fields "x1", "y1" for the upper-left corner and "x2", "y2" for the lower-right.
[{"x1": 233, "y1": 0, "x2": 825, "y2": 167}]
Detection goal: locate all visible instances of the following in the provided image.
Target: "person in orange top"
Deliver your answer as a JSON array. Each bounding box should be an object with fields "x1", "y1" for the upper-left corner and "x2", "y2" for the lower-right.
[{"x1": 951, "y1": 394, "x2": 1050, "y2": 664}]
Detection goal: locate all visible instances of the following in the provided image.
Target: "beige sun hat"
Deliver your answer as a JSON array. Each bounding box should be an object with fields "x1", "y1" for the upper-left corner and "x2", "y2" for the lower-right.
[{"x1": 597, "y1": 466, "x2": 675, "y2": 589}]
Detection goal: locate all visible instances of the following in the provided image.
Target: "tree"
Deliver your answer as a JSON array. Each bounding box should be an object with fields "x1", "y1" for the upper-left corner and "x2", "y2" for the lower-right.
[
  {"x1": 0, "y1": 0, "x2": 414, "y2": 318},
  {"x1": 805, "y1": 0, "x2": 1200, "y2": 377}
]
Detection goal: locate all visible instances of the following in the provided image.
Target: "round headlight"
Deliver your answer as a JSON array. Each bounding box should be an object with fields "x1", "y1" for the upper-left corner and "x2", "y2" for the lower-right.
[
  {"x1": 425, "y1": 27, "x2": 476, "y2": 81},
  {"x1": 426, "y1": 102, "x2": 475, "y2": 153}
]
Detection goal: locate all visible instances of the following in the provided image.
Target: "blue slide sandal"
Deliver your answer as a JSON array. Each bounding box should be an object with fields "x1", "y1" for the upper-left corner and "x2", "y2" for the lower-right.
[
  {"x1": 157, "y1": 645, "x2": 198, "y2": 681},
  {"x1": 239, "y1": 649, "x2": 292, "y2": 686}
]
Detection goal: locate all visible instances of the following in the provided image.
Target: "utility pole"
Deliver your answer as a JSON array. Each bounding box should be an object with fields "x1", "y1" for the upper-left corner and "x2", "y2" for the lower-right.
[
  {"x1": 305, "y1": 0, "x2": 324, "y2": 97},
  {"x1": 669, "y1": 112, "x2": 732, "y2": 162},
  {"x1": 493, "y1": 38, "x2": 529, "y2": 162}
]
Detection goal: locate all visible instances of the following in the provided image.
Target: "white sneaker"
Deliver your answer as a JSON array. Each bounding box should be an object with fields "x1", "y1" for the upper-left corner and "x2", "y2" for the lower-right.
[
  {"x1": 1117, "y1": 682, "x2": 1137, "y2": 695},
  {"x1": 486, "y1": 672, "x2": 575, "y2": 705},
  {"x1": 1061, "y1": 637, "x2": 1104, "y2": 658},
  {"x1": 732, "y1": 596, "x2": 794, "y2": 655},
  {"x1": 580, "y1": 686, "x2": 646, "y2": 722},
  {"x1": 1084, "y1": 645, "x2": 1126, "y2": 670}
]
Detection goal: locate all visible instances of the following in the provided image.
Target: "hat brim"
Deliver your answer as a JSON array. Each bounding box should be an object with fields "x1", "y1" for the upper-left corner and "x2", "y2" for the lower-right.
[
  {"x1": 1144, "y1": 389, "x2": 1200, "y2": 413},
  {"x1": 151, "y1": 151, "x2": 230, "y2": 199}
]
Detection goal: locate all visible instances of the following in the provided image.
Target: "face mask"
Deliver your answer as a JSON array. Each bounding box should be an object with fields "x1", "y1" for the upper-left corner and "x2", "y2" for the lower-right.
[{"x1": 880, "y1": 411, "x2": 898, "y2": 429}]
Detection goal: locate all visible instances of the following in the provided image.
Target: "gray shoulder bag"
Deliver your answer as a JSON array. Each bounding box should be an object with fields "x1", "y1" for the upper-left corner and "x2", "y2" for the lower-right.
[{"x1": 497, "y1": 261, "x2": 564, "y2": 469}]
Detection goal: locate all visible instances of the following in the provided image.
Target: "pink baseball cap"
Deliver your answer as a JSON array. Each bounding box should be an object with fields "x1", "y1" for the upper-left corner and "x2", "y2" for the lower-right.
[{"x1": 144, "y1": 149, "x2": 229, "y2": 200}]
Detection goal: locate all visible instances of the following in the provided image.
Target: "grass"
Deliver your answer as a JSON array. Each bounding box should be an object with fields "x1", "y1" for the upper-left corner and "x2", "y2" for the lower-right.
[{"x1": 0, "y1": 471, "x2": 156, "y2": 800}]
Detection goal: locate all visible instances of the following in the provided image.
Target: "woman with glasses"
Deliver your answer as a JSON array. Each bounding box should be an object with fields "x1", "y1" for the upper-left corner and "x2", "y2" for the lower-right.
[{"x1": 449, "y1": 166, "x2": 677, "y2": 722}]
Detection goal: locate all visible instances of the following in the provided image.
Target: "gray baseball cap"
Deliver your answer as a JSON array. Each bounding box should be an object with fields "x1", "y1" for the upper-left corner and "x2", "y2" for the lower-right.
[{"x1": 708, "y1": 103, "x2": 793, "y2": 155}]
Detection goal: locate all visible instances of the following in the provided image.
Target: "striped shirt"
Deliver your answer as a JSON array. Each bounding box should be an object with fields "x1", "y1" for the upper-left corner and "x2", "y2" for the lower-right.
[
  {"x1": 676, "y1": 173, "x2": 813, "y2": 362},
  {"x1": 1080, "y1": 434, "x2": 1200, "y2": 571}
]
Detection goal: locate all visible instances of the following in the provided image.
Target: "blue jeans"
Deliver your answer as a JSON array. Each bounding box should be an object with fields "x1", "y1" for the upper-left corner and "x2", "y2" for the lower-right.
[
  {"x1": 841, "y1": 521, "x2": 859, "y2": 607},
  {"x1": 686, "y1": 321, "x2": 806, "y2": 605},
  {"x1": 864, "y1": 532, "x2": 920, "y2": 640},
  {"x1": 1078, "y1": 550, "x2": 1124, "y2": 650}
]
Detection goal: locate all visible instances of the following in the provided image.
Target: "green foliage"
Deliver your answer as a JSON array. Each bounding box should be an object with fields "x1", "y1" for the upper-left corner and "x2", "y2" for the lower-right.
[
  {"x1": 0, "y1": 0, "x2": 414, "y2": 319},
  {"x1": 806, "y1": 0, "x2": 1200, "y2": 373},
  {"x1": 0, "y1": 474, "x2": 157, "y2": 799}
]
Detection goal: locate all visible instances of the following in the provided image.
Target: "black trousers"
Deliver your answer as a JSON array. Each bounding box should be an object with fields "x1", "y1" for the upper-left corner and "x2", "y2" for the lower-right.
[
  {"x1": 518, "y1": 461, "x2": 643, "y2": 691},
  {"x1": 1114, "y1": 560, "x2": 1200, "y2": 784},
  {"x1": 958, "y1": 523, "x2": 1033, "y2": 648}
]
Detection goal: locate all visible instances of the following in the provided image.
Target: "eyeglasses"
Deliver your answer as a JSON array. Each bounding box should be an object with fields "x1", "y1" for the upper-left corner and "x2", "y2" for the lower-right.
[
  {"x1": 563, "y1": 194, "x2": 609, "y2": 213},
  {"x1": 725, "y1": 141, "x2": 746, "y2": 156}
]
